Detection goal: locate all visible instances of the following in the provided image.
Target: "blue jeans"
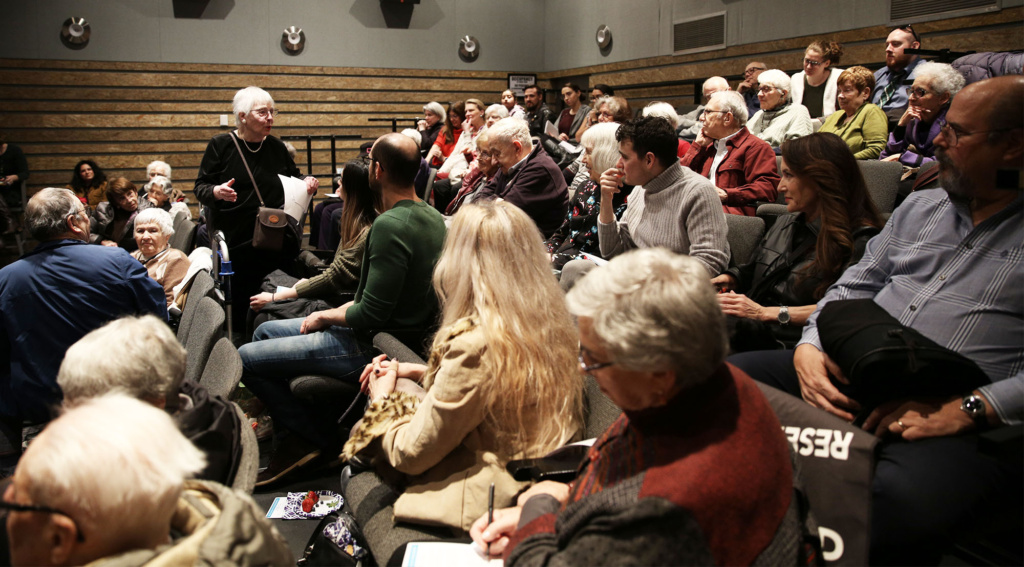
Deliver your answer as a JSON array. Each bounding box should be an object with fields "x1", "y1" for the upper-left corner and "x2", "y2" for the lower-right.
[{"x1": 239, "y1": 318, "x2": 372, "y2": 451}]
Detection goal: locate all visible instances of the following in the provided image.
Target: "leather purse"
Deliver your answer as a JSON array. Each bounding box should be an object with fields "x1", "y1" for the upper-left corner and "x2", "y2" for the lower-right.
[{"x1": 229, "y1": 132, "x2": 290, "y2": 251}]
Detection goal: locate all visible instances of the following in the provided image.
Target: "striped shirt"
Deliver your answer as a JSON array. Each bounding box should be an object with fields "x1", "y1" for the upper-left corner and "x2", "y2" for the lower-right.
[{"x1": 799, "y1": 189, "x2": 1024, "y2": 424}]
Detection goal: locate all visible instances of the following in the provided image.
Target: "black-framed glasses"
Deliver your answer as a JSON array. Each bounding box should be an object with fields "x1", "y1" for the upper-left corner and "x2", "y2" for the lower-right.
[
  {"x1": 937, "y1": 118, "x2": 1019, "y2": 148},
  {"x1": 743, "y1": 66, "x2": 766, "y2": 76},
  {"x1": 0, "y1": 500, "x2": 85, "y2": 542},
  {"x1": 803, "y1": 59, "x2": 823, "y2": 67},
  {"x1": 905, "y1": 86, "x2": 932, "y2": 98},
  {"x1": 893, "y1": 24, "x2": 920, "y2": 43},
  {"x1": 578, "y1": 344, "x2": 613, "y2": 373}
]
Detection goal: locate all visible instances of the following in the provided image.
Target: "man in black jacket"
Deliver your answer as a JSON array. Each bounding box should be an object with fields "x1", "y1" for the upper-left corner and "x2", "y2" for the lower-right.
[
  {"x1": 523, "y1": 85, "x2": 554, "y2": 138},
  {"x1": 477, "y1": 118, "x2": 568, "y2": 238}
]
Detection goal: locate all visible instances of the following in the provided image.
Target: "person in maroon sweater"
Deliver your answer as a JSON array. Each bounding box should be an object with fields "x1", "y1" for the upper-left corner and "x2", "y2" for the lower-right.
[
  {"x1": 680, "y1": 90, "x2": 781, "y2": 216},
  {"x1": 471, "y1": 248, "x2": 816, "y2": 566}
]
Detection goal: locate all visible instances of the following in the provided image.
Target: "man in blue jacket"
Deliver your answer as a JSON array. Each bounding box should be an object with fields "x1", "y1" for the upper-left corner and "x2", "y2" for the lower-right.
[{"x1": 0, "y1": 187, "x2": 166, "y2": 475}]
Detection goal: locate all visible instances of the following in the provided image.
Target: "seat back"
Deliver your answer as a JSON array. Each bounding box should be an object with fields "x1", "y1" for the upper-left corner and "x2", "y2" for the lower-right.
[
  {"x1": 857, "y1": 160, "x2": 902, "y2": 214},
  {"x1": 177, "y1": 270, "x2": 216, "y2": 343},
  {"x1": 755, "y1": 382, "x2": 878, "y2": 566},
  {"x1": 182, "y1": 296, "x2": 225, "y2": 386},
  {"x1": 170, "y1": 215, "x2": 197, "y2": 252},
  {"x1": 230, "y1": 401, "x2": 258, "y2": 494},
  {"x1": 583, "y1": 375, "x2": 620, "y2": 439},
  {"x1": 725, "y1": 214, "x2": 766, "y2": 268},
  {"x1": 423, "y1": 168, "x2": 438, "y2": 201},
  {"x1": 200, "y1": 337, "x2": 242, "y2": 399}
]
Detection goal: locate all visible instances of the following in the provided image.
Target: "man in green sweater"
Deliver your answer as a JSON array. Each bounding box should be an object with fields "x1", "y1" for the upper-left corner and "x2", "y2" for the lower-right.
[{"x1": 240, "y1": 133, "x2": 447, "y2": 486}]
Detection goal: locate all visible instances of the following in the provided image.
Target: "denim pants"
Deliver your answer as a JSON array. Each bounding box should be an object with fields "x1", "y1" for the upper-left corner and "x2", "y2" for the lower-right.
[{"x1": 239, "y1": 318, "x2": 372, "y2": 452}]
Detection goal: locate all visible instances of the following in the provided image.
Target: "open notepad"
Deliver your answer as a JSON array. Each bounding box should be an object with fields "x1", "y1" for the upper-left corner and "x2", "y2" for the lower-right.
[{"x1": 402, "y1": 542, "x2": 503, "y2": 567}]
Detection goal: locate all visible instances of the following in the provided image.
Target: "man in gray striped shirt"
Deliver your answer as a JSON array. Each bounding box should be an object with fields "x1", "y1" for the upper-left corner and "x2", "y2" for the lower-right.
[
  {"x1": 731, "y1": 75, "x2": 1023, "y2": 564},
  {"x1": 560, "y1": 116, "x2": 729, "y2": 289}
]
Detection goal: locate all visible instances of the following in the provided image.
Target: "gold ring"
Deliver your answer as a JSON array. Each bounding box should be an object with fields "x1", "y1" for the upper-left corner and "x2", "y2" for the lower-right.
[{"x1": 897, "y1": 419, "x2": 907, "y2": 430}]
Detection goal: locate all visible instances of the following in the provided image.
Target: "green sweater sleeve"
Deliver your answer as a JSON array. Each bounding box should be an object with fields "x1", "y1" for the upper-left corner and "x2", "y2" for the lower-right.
[
  {"x1": 853, "y1": 104, "x2": 889, "y2": 160},
  {"x1": 294, "y1": 229, "x2": 368, "y2": 299}
]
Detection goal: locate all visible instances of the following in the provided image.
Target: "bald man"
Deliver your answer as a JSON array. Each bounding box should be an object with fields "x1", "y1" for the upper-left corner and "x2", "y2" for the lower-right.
[
  {"x1": 731, "y1": 76, "x2": 1024, "y2": 564},
  {"x1": 678, "y1": 76, "x2": 731, "y2": 142},
  {"x1": 240, "y1": 133, "x2": 447, "y2": 486}
]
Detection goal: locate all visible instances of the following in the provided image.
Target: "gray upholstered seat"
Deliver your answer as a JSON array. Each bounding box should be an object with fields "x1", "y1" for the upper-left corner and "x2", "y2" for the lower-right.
[
  {"x1": 182, "y1": 296, "x2": 225, "y2": 387},
  {"x1": 177, "y1": 270, "x2": 216, "y2": 343},
  {"x1": 725, "y1": 214, "x2": 766, "y2": 268},
  {"x1": 169, "y1": 215, "x2": 197, "y2": 252},
  {"x1": 199, "y1": 336, "x2": 242, "y2": 399},
  {"x1": 857, "y1": 159, "x2": 903, "y2": 214}
]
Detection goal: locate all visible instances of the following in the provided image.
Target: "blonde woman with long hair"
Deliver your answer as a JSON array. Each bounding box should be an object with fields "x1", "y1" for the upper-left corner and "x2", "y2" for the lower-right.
[{"x1": 344, "y1": 199, "x2": 584, "y2": 532}]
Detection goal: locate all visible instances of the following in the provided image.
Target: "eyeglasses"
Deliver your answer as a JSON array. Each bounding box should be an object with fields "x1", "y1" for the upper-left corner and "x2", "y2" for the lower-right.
[
  {"x1": 803, "y1": 59, "x2": 824, "y2": 67},
  {"x1": 905, "y1": 86, "x2": 932, "y2": 98},
  {"x1": 251, "y1": 107, "x2": 279, "y2": 118},
  {"x1": 700, "y1": 109, "x2": 728, "y2": 118},
  {"x1": 578, "y1": 344, "x2": 613, "y2": 373},
  {"x1": 757, "y1": 86, "x2": 777, "y2": 95},
  {"x1": 743, "y1": 66, "x2": 766, "y2": 76},
  {"x1": 894, "y1": 24, "x2": 921, "y2": 44},
  {"x1": 937, "y1": 118, "x2": 1019, "y2": 148},
  {"x1": 0, "y1": 499, "x2": 85, "y2": 542}
]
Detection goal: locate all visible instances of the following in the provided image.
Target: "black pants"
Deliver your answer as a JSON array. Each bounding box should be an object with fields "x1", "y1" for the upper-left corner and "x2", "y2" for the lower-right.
[{"x1": 728, "y1": 349, "x2": 1023, "y2": 565}]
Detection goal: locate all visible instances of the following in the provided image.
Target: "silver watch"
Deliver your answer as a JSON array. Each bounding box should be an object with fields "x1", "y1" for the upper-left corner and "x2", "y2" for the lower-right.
[
  {"x1": 960, "y1": 394, "x2": 987, "y2": 425},
  {"x1": 777, "y1": 306, "x2": 791, "y2": 326}
]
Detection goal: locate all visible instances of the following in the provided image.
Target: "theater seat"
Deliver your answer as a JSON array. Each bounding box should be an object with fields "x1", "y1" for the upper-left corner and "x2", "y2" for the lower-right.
[
  {"x1": 857, "y1": 160, "x2": 902, "y2": 214},
  {"x1": 200, "y1": 337, "x2": 243, "y2": 399},
  {"x1": 182, "y1": 296, "x2": 225, "y2": 387},
  {"x1": 177, "y1": 270, "x2": 216, "y2": 344},
  {"x1": 725, "y1": 214, "x2": 766, "y2": 268}
]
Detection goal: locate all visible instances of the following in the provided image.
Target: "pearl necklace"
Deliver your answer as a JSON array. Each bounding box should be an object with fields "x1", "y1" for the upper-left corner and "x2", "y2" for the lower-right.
[{"x1": 237, "y1": 130, "x2": 265, "y2": 153}]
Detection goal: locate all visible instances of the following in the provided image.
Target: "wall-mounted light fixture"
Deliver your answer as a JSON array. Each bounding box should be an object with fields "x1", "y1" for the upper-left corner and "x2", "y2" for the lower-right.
[
  {"x1": 458, "y1": 35, "x2": 479, "y2": 63},
  {"x1": 596, "y1": 25, "x2": 612, "y2": 54},
  {"x1": 60, "y1": 17, "x2": 91, "y2": 50},
  {"x1": 281, "y1": 26, "x2": 305, "y2": 55}
]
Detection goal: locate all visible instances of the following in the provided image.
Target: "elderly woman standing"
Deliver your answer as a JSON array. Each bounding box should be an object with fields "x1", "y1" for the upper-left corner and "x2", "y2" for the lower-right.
[
  {"x1": 130, "y1": 208, "x2": 190, "y2": 308},
  {"x1": 194, "y1": 86, "x2": 318, "y2": 328},
  {"x1": 471, "y1": 249, "x2": 806, "y2": 565},
  {"x1": 880, "y1": 61, "x2": 965, "y2": 168},
  {"x1": 416, "y1": 102, "x2": 445, "y2": 154},
  {"x1": 791, "y1": 41, "x2": 845, "y2": 120},
  {"x1": 818, "y1": 67, "x2": 889, "y2": 159},
  {"x1": 747, "y1": 69, "x2": 815, "y2": 149},
  {"x1": 90, "y1": 177, "x2": 151, "y2": 250}
]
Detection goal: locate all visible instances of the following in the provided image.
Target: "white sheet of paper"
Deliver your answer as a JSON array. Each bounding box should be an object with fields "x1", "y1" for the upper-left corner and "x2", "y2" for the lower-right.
[
  {"x1": 402, "y1": 542, "x2": 502, "y2": 567},
  {"x1": 557, "y1": 140, "x2": 579, "y2": 153},
  {"x1": 279, "y1": 174, "x2": 313, "y2": 222},
  {"x1": 266, "y1": 497, "x2": 288, "y2": 519},
  {"x1": 544, "y1": 121, "x2": 560, "y2": 138}
]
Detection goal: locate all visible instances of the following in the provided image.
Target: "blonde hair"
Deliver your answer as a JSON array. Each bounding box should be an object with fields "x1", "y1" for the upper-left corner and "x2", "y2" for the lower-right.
[{"x1": 430, "y1": 200, "x2": 583, "y2": 454}]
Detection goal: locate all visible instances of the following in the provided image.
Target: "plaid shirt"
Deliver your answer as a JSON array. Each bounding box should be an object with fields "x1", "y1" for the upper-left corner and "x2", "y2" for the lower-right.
[{"x1": 800, "y1": 189, "x2": 1024, "y2": 424}]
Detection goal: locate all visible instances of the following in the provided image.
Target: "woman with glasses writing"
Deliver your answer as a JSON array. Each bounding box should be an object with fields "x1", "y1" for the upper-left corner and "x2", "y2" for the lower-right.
[
  {"x1": 880, "y1": 61, "x2": 965, "y2": 169},
  {"x1": 194, "y1": 86, "x2": 318, "y2": 330},
  {"x1": 790, "y1": 40, "x2": 844, "y2": 121},
  {"x1": 818, "y1": 67, "x2": 889, "y2": 159}
]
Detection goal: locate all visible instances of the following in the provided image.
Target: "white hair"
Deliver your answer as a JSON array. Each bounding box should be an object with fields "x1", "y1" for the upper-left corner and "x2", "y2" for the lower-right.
[
  {"x1": 58, "y1": 315, "x2": 186, "y2": 405},
  {"x1": 710, "y1": 90, "x2": 749, "y2": 123},
  {"x1": 703, "y1": 76, "x2": 730, "y2": 94},
  {"x1": 757, "y1": 69, "x2": 792, "y2": 101},
  {"x1": 914, "y1": 61, "x2": 966, "y2": 97},
  {"x1": 487, "y1": 117, "x2": 532, "y2": 152},
  {"x1": 146, "y1": 160, "x2": 172, "y2": 180},
  {"x1": 566, "y1": 248, "x2": 727, "y2": 385},
  {"x1": 580, "y1": 122, "x2": 621, "y2": 173},
  {"x1": 400, "y1": 128, "x2": 422, "y2": 147},
  {"x1": 423, "y1": 101, "x2": 446, "y2": 118},
  {"x1": 144, "y1": 174, "x2": 173, "y2": 198},
  {"x1": 485, "y1": 104, "x2": 509, "y2": 121},
  {"x1": 232, "y1": 86, "x2": 273, "y2": 127},
  {"x1": 19, "y1": 393, "x2": 205, "y2": 543},
  {"x1": 133, "y1": 207, "x2": 175, "y2": 237},
  {"x1": 25, "y1": 188, "x2": 82, "y2": 241},
  {"x1": 643, "y1": 102, "x2": 681, "y2": 129}
]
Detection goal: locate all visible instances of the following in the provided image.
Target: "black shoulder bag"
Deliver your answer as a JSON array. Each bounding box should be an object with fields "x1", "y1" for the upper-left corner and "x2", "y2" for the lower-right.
[{"x1": 228, "y1": 132, "x2": 293, "y2": 252}]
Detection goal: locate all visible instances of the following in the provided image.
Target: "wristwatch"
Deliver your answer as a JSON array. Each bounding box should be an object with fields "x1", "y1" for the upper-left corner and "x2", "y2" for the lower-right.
[
  {"x1": 777, "y1": 306, "x2": 791, "y2": 326},
  {"x1": 960, "y1": 394, "x2": 987, "y2": 425}
]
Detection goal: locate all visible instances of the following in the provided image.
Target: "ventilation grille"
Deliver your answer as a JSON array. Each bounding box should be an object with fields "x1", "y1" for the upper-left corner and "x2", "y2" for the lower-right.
[
  {"x1": 890, "y1": 0, "x2": 998, "y2": 22},
  {"x1": 673, "y1": 13, "x2": 726, "y2": 54}
]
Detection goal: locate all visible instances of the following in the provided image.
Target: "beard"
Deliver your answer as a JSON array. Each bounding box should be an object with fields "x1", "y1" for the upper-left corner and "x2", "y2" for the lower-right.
[{"x1": 935, "y1": 148, "x2": 972, "y2": 202}]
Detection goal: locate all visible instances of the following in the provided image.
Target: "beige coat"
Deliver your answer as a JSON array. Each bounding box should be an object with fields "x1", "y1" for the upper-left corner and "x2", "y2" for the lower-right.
[
  {"x1": 345, "y1": 318, "x2": 575, "y2": 532},
  {"x1": 132, "y1": 247, "x2": 190, "y2": 308}
]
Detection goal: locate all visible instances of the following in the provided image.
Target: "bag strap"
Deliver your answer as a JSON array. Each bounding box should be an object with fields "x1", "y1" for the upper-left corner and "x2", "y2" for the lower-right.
[{"x1": 229, "y1": 131, "x2": 265, "y2": 207}]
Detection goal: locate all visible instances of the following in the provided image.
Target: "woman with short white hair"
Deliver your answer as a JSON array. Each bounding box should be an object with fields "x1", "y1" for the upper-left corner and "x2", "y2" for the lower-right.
[
  {"x1": 746, "y1": 69, "x2": 815, "y2": 148},
  {"x1": 643, "y1": 101, "x2": 692, "y2": 157},
  {"x1": 880, "y1": 61, "x2": 965, "y2": 168},
  {"x1": 131, "y1": 207, "x2": 190, "y2": 307},
  {"x1": 484, "y1": 104, "x2": 509, "y2": 128},
  {"x1": 417, "y1": 101, "x2": 446, "y2": 153},
  {"x1": 146, "y1": 159, "x2": 172, "y2": 181}
]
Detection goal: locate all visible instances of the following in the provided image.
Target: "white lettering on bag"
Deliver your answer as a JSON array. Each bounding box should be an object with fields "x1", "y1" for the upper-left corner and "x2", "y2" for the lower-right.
[
  {"x1": 783, "y1": 427, "x2": 854, "y2": 461},
  {"x1": 819, "y1": 526, "x2": 844, "y2": 562}
]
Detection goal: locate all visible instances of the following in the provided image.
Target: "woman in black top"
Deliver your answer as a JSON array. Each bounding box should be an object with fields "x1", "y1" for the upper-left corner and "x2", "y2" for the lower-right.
[
  {"x1": 710, "y1": 132, "x2": 883, "y2": 351},
  {"x1": 194, "y1": 86, "x2": 318, "y2": 330}
]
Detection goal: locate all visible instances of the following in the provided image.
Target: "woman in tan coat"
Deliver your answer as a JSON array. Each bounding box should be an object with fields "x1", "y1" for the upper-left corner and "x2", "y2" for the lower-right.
[{"x1": 344, "y1": 199, "x2": 584, "y2": 532}]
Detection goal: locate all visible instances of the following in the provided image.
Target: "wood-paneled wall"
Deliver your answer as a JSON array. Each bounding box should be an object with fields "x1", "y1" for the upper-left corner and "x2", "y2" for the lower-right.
[{"x1": 1, "y1": 6, "x2": 1020, "y2": 218}]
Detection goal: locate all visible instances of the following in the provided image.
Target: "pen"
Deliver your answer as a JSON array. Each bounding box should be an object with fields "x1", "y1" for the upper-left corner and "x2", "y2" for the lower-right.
[{"x1": 487, "y1": 482, "x2": 495, "y2": 556}]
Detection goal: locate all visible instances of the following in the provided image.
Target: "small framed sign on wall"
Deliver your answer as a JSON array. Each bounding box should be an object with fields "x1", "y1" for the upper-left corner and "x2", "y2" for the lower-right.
[{"x1": 507, "y1": 74, "x2": 538, "y2": 96}]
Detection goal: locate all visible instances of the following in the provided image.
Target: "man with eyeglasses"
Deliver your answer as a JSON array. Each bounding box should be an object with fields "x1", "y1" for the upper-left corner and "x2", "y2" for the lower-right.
[
  {"x1": 737, "y1": 62, "x2": 767, "y2": 119},
  {"x1": 0, "y1": 188, "x2": 165, "y2": 478},
  {"x1": 729, "y1": 76, "x2": 1024, "y2": 564},
  {"x1": 872, "y1": 25, "x2": 923, "y2": 119},
  {"x1": 678, "y1": 76, "x2": 730, "y2": 143}
]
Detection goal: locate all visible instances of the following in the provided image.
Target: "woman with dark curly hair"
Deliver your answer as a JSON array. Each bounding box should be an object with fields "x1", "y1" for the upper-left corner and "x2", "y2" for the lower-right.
[
  {"x1": 67, "y1": 159, "x2": 108, "y2": 208},
  {"x1": 710, "y1": 132, "x2": 883, "y2": 351}
]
